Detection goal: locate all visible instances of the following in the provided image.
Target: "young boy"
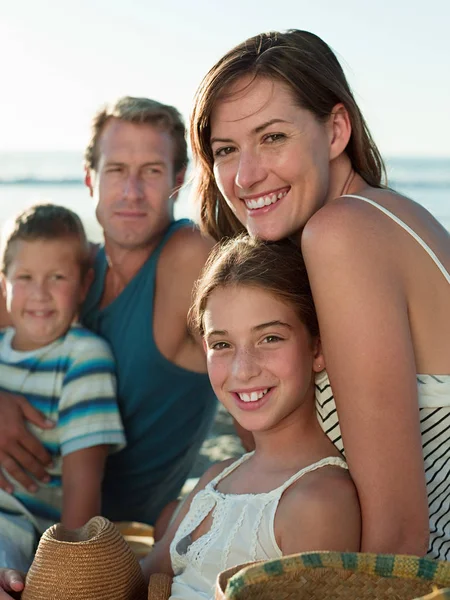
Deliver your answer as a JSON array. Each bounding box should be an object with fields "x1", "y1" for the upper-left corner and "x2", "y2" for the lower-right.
[{"x1": 0, "y1": 204, "x2": 125, "y2": 571}]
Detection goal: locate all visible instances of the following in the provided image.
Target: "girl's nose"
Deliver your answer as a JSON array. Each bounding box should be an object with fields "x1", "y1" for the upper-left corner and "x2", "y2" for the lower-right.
[{"x1": 231, "y1": 347, "x2": 261, "y2": 381}]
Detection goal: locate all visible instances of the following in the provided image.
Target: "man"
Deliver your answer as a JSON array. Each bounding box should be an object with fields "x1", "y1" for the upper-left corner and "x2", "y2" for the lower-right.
[{"x1": 0, "y1": 97, "x2": 217, "y2": 526}]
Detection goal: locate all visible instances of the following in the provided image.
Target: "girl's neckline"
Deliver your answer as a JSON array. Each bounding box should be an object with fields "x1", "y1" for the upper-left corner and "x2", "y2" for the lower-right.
[{"x1": 209, "y1": 452, "x2": 347, "y2": 499}]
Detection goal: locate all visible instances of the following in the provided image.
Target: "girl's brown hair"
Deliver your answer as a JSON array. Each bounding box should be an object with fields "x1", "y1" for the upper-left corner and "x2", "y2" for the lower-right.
[
  {"x1": 190, "y1": 29, "x2": 386, "y2": 241},
  {"x1": 190, "y1": 235, "x2": 319, "y2": 338}
]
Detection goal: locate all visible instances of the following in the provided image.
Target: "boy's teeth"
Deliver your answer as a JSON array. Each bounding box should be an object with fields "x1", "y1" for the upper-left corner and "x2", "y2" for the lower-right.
[
  {"x1": 244, "y1": 190, "x2": 287, "y2": 210},
  {"x1": 237, "y1": 389, "x2": 269, "y2": 402}
]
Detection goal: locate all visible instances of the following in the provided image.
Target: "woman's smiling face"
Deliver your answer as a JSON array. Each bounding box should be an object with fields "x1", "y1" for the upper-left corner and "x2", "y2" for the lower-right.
[{"x1": 210, "y1": 76, "x2": 333, "y2": 240}]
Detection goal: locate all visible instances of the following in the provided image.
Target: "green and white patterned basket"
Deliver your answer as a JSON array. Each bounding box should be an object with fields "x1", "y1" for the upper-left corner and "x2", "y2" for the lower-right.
[{"x1": 215, "y1": 552, "x2": 450, "y2": 600}]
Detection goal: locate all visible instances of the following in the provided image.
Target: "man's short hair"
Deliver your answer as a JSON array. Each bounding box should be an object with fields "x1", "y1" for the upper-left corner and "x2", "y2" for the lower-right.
[{"x1": 84, "y1": 96, "x2": 188, "y2": 175}]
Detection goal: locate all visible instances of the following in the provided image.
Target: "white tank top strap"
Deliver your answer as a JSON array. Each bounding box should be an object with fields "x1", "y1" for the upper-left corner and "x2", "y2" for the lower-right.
[
  {"x1": 341, "y1": 194, "x2": 450, "y2": 284},
  {"x1": 209, "y1": 451, "x2": 255, "y2": 488},
  {"x1": 275, "y1": 456, "x2": 348, "y2": 496}
]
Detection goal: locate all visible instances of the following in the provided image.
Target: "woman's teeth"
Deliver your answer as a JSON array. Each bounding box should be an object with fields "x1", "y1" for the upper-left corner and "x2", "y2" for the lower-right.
[{"x1": 244, "y1": 190, "x2": 287, "y2": 210}]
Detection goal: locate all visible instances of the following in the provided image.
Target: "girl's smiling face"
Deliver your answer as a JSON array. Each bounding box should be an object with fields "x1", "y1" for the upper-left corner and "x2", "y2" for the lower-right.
[
  {"x1": 203, "y1": 284, "x2": 323, "y2": 433},
  {"x1": 210, "y1": 76, "x2": 333, "y2": 240}
]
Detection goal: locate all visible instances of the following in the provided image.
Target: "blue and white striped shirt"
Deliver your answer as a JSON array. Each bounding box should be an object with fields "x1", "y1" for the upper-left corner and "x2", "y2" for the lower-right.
[{"x1": 0, "y1": 323, "x2": 125, "y2": 533}]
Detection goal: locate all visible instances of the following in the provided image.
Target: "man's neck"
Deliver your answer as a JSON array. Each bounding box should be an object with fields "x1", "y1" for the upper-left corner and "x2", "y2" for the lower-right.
[{"x1": 101, "y1": 234, "x2": 164, "y2": 306}]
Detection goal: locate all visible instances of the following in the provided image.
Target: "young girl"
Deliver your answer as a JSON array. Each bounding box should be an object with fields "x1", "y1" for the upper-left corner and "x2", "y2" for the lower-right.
[
  {"x1": 140, "y1": 235, "x2": 359, "y2": 598},
  {"x1": 190, "y1": 29, "x2": 450, "y2": 558}
]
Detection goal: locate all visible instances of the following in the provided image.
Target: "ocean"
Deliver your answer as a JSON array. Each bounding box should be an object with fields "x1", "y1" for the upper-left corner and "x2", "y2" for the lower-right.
[{"x1": 0, "y1": 152, "x2": 448, "y2": 242}]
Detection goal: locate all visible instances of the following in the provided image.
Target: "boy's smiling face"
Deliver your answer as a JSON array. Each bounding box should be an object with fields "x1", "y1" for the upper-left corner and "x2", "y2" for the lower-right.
[{"x1": 2, "y1": 238, "x2": 88, "y2": 351}]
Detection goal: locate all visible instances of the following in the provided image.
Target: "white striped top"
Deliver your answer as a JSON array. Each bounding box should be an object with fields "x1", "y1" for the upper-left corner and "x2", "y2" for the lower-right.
[{"x1": 316, "y1": 194, "x2": 450, "y2": 560}]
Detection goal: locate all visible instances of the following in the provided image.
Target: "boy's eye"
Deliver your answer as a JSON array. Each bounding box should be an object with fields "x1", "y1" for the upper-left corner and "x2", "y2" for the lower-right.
[
  {"x1": 51, "y1": 274, "x2": 66, "y2": 281},
  {"x1": 210, "y1": 341, "x2": 230, "y2": 350}
]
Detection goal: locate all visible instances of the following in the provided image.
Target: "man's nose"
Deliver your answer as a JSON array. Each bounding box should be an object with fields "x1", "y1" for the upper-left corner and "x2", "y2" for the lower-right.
[{"x1": 123, "y1": 174, "x2": 143, "y2": 201}]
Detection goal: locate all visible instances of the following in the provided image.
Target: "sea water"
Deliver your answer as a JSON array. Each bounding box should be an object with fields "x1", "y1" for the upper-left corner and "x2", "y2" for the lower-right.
[{"x1": 0, "y1": 152, "x2": 448, "y2": 242}]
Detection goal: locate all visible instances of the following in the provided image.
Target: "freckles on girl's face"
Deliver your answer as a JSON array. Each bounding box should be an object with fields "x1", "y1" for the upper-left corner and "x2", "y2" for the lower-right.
[{"x1": 202, "y1": 285, "x2": 318, "y2": 433}]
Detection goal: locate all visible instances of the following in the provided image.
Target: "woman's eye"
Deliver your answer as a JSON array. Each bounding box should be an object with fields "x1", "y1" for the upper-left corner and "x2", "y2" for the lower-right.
[
  {"x1": 264, "y1": 133, "x2": 285, "y2": 143},
  {"x1": 213, "y1": 146, "x2": 235, "y2": 158}
]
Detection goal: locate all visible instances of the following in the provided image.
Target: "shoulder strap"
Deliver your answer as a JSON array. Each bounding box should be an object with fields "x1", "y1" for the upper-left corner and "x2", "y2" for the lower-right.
[
  {"x1": 149, "y1": 218, "x2": 193, "y2": 266},
  {"x1": 342, "y1": 194, "x2": 450, "y2": 284},
  {"x1": 276, "y1": 456, "x2": 348, "y2": 495},
  {"x1": 208, "y1": 452, "x2": 255, "y2": 488}
]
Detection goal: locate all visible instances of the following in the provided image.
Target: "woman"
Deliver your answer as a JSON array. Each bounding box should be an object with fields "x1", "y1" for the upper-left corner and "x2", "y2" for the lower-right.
[{"x1": 189, "y1": 29, "x2": 450, "y2": 559}]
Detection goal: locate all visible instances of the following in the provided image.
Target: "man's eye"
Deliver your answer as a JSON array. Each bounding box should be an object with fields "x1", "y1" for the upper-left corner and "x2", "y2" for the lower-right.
[{"x1": 143, "y1": 167, "x2": 162, "y2": 176}]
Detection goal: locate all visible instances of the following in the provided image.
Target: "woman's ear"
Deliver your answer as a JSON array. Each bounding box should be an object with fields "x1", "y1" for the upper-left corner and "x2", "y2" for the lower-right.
[
  {"x1": 312, "y1": 337, "x2": 325, "y2": 373},
  {"x1": 327, "y1": 103, "x2": 352, "y2": 161}
]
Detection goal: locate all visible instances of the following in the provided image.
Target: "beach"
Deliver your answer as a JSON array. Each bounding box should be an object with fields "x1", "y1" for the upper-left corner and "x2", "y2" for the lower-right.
[{"x1": 0, "y1": 152, "x2": 449, "y2": 474}]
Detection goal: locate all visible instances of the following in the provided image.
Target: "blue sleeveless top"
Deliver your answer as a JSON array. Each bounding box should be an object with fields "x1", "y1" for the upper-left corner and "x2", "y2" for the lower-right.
[{"x1": 80, "y1": 220, "x2": 217, "y2": 524}]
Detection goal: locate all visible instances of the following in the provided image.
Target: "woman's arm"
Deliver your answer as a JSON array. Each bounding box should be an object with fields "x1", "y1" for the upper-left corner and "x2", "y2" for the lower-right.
[
  {"x1": 62, "y1": 445, "x2": 109, "y2": 529},
  {"x1": 301, "y1": 198, "x2": 429, "y2": 555}
]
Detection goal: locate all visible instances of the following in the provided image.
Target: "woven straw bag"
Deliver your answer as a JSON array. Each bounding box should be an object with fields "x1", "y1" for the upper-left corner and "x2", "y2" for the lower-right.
[
  {"x1": 215, "y1": 551, "x2": 450, "y2": 600},
  {"x1": 22, "y1": 516, "x2": 147, "y2": 600}
]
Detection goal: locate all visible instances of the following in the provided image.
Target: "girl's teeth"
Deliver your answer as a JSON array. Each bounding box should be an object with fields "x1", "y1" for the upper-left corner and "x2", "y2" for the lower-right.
[{"x1": 237, "y1": 389, "x2": 269, "y2": 402}]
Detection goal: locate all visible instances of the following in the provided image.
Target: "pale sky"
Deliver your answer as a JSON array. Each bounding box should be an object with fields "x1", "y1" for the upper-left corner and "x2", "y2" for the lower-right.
[{"x1": 0, "y1": 0, "x2": 449, "y2": 157}]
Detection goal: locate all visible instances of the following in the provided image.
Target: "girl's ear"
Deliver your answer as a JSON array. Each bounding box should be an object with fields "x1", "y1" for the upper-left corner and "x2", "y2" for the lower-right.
[
  {"x1": 202, "y1": 338, "x2": 208, "y2": 355},
  {"x1": 312, "y1": 337, "x2": 325, "y2": 373}
]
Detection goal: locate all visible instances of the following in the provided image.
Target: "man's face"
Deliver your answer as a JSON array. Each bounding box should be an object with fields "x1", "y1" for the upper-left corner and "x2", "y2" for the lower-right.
[{"x1": 86, "y1": 118, "x2": 184, "y2": 250}]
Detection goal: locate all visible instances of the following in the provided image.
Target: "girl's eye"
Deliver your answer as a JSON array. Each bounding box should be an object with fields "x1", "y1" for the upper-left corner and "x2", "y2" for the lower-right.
[
  {"x1": 17, "y1": 274, "x2": 31, "y2": 281},
  {"x1": 262, "y1": 335, "x2": 282, "y2": 344},
  {"x1": 210, "y1": 341, "x2": 230, "y2": 350},
  {"x1": 213, "y1": 146, "x2": 235, "y2": 158}
]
